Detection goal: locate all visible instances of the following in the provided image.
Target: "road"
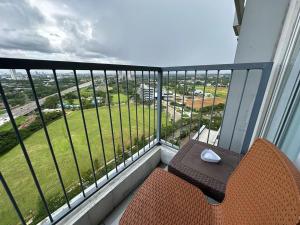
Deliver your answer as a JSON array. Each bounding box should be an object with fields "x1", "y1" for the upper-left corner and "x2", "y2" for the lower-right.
[
  {"x1": 162, "y1": 100, "x2": 182, "y2": 122},
  {"x1": 0, "y1": 81, "x2": 92, "y2": 126}
]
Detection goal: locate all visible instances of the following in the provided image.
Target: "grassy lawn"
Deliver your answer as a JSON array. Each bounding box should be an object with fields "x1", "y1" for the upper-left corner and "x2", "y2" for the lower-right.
[
  {"x1": 194, "y1": 85, "x2": 228, "y2": 98},
  {"x1": 163, "y1": 85, "x2": 228, "y2": 99},
  {"x1": 66, "y1": 93, "x2": 127, "y2": 105},
  {"x1": 0, "y1": 116, "x2": 27, "y2": 132},
  {"x1": 0, "y1": 104, "x2": 163, "y2": 225},
  {"x1": 111, "y1": 93, "x2": 128, "y2": 104}
]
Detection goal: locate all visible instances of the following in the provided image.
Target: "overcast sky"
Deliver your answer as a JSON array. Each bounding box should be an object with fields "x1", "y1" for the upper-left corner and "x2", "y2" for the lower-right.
[{"x1": 0, "y1": 0, "x2": 237, "y2": 66}]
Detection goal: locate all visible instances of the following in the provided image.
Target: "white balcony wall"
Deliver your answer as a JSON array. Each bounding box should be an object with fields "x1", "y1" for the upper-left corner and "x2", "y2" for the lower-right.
[{"x1": 220, "y1": 0, "x2": 290, "y2": 153}]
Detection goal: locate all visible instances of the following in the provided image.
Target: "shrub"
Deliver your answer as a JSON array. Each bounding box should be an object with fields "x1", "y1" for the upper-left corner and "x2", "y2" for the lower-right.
[{"x1": 0, "y1": 112, "x2": 62, "y2": 156}]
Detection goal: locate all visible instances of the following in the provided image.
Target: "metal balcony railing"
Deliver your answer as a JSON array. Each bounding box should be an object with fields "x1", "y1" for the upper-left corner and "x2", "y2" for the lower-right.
[{"x1": 0, "y1": 58, "x2": 272, "y2": 225}]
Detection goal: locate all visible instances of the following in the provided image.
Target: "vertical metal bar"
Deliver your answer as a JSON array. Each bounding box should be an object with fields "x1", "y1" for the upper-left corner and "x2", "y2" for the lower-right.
[
  {"x1": 172, "y1": 71, "x2": 178, "y2": 143},
  {"x1": 90, "y1": 70, "x2": 108, "y2": 179},
  {"x1": 0, "y1": 172, "x2": 26, "y2": 225},
  {"x1": 0, "y1": 81, "x2": 53, "y2": 222},
  {"x1": 241, "y1": 64, "x2": 272, "y2": 153},
  {"x1": 179, "y1": 70, "x2": 187, "y2": 141},
  {"x1": 153, "y1": 71, "x2": 156, "y2": 138},
  {"x1": 229, "y1": 69, "x2": 249, "y2": 150},
  {"x1": 207, "y1": 70, "x2": 220, "y2": 144},
  {"x1": 156, "y1": 70, "x2": 163, "y2": 143},
  {"x1": 189, "y1": 70, "x2": 197, "y2": 140},
  {"x1": 74, "y1": 70, "x2": 97, "y2": 187},
  {"x1": 148, "y1": 71, "x2": 151, "y2": 148},
  {"x1": 125, "y1": 70, "x2": 134, "y2": 160},
  {"x1": 104, "y1": 70, "x2": 118, "y2": 171},
  {"x1": 26, "y1": 69, "x2": 70, "y2": 208},
  {"x1": 134, "y1": 71, "x2": 139, "y2": 157},
  {"x1": 218, "y1": 69, "x2": 233, "y2": 147},
  {"x1": 116, "y1": 71, "x2": 126, "y2": 166},
  {"x1": 197, "y1": 70, "x2": 208, "y2": 139},
  {"x1": 165, "y1": 71, "x2": 170, "y2": 139},
  {"x1": 53, "y1": 70, "x2": 85, "y2": 197},
  {"x1": 142, "y1": 71, "x2": 145, "y2": 151}
]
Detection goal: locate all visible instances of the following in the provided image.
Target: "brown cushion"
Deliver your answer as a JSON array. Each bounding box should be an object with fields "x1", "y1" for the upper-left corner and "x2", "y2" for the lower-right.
[
  {"x1": 120, "y1": 139, "x2": 300, "y2": 225},
  {"x1": 120, "y1": 168, "x2": 211, "y2": 225}
]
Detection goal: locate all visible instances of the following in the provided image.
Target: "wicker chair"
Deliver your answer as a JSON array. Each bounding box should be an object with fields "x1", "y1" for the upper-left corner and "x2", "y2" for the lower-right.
[{"x1": 120, "y1": 139, "x2": 300, "y2": 225}]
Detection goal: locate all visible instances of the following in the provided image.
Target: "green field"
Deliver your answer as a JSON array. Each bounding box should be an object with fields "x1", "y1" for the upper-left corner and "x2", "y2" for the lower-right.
[
  {"x1": 194, "y1": 86, "x2": 228, "y2": 98},
  {"x1": 0, "y1": 116, "x2": 27, "y2": 132},
  {"x1": 111, "y1": 93, "x2": 128, "y2": 104},
  {"x1": 0, "y1": 104, "x2": 161, "y2": 225},
  {"x1": 164, "y1": 85, "x2": 228, "y2": 99}
]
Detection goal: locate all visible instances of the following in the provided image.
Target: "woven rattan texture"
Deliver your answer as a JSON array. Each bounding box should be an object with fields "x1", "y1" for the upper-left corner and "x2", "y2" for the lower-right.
[
  {"x1": 120, "y1": 168, "x2": 212, "y2": 225},
  {"x1": 120, "y1": 139, "x2": 300, "y2": 225},
  {"x1": 168, "y1": 139, "x2": 242, "y2": 201}
]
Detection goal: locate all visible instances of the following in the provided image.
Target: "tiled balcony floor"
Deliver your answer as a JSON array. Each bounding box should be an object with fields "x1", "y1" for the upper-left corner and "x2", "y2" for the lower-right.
[{"x1": 100, "y1": 188, "x2": 136, "y2": 225}]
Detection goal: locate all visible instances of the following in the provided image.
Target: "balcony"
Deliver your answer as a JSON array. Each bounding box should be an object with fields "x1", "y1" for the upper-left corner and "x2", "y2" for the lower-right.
[{"x1": 0, "y1": 58, "x2": 273, "y2": 225}]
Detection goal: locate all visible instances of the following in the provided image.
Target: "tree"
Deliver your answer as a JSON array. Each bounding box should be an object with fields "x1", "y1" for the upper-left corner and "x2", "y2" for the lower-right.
[
  {"x1": 44, "y1": 95, "x2": 59, "y2": 109},
  {"x1": 68, "y1": 98, "x2": 74, "y2": 105}
]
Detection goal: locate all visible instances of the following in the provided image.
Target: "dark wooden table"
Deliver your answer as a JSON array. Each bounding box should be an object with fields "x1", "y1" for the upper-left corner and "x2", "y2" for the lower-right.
[{"x1": 168, "y1": 140, "x2": 242, "y2": 202}]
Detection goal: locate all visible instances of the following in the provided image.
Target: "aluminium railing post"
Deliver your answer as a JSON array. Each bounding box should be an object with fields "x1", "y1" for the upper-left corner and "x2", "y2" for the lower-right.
[
  {"x1": 229, "y1": 69, "x2": 249, "y2": 150},
  {"x1": 197, "y1": 70, "x2": 208, "y2": 140},
  {"x1": 53, "y1": 69, "x2": 85, "y2": 197},
  {"x1": 179, "y1": 70, "x2": 187, "y2": 142},
  {"x1": 148, "y1": 71, "x2": 151, "y2": 148},
  {"x1": 115, "y1": 70, "x2": 126, "y2": 166},
  {"x1": 73, "y1": 70, "x2": 97, "y2": 188},
  {"x1": 165, "y1": 71, "x2": 170, "y2": 140},
  {"x1": 218, "y1": 69, "x2": 233, "y2": 147},
  {"x1": 104, "y1": 70, "x2": 118, "y2": 172},
  {"x1": 153, "y1": 71, "x2": 156, "y2": 139},
  {"x1": 26, "y1": 69, "x2": 70, "y2": 208},
  {"x1": 156, "y1": 69, "x2": 163, "y2": 144},
  {"x1": 172, "y1": 71, "x2": 178, "y2": 144},
  {"x1": 188, "y1": 70, "x2": 197, "y2": 140},
  {"x1": 241, "y1": 63, "x2": 273, "y2": 154},
  {"x1": 90, "y1": 70, "x2": 109, "y2": 179},
  {"x1": 142, "y1": 71, "x2": 145, "y2": 152},
  {"x1": 125, "y1": 70, "x2": 134, "y2": 160},
  {"x1": 0, "y1": 172, "x2": 26, "y2": 225},
  {"x1": 207, "y1": 70, "x2": 220, "y2": 144},
  {"x1": 0, "y1": 81, "x2": 53, "y2": 222},
  {"x1": 134, "y1": 71, "x2": 139, "y2": 157}
]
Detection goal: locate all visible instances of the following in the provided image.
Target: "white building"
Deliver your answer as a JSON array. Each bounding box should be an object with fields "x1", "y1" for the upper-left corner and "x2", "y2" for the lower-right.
[
  {"x1": 139, "y1": 84, "x2": 155, "y2": 101},
  {"x1": 162, "y1": 89, "x2": 173, "y2": 100},
  {"x1": 194, "y1": 90, "x2": 203, "y2": 96}
]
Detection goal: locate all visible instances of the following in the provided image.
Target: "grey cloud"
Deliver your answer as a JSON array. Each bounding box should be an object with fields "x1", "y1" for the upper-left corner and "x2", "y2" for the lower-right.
[
  {"x1": 0, "y1": 0, "x2": 53, "y2": 53},
  {"x1": 0, "y1": 0, "x2": 44, "y2": 29},
  {"x1": 51, "y1": 0, "x2": 237, "y2": 66},
  {"x1": 0, "y1": 30, "x2": 56, "y2": 53},
  {"x1": 0, "y1": 0, "x2": 237, "y2": 65},
  {"x1": 55, "y1": 15, "x2": 111, "y2": 58}
]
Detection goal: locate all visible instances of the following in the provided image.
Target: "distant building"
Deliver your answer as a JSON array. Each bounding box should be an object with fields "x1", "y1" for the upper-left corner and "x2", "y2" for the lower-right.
[
  {"x1": 10, "y1": 69, "x2": 16, "y2": 80},
  {"x1": 139, "y1": 84, "x2": 155, "y2": 101},
  {"x1": 91, "y1": 97, "x2": 103, "y2": 105},
  {"x1": 9, "y1": 69, "x2": 26, "y2": 80},
  {"x1": 162, "y1": 89, "x2": 173, "y2": 100},
  {"x1": 42, "y1": 108, "x2": 62, "y2": 113},
  {"x1": 57, "y1": 103, "x2": 80, "y2": 109},
  {"x1": 194, "y1": 90, "x2": 203, "y2": 96},
  {"x1": 204, "y1": 93, "x2": 214, "y2": 98}
]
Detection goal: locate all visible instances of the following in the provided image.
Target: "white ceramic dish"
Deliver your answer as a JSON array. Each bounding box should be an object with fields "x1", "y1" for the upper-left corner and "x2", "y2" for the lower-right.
[{"x1": 201, "y1": 149, "x2": 221, "y2": 163}]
